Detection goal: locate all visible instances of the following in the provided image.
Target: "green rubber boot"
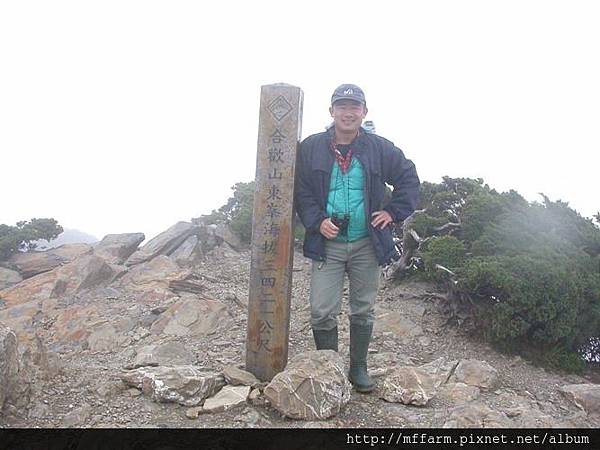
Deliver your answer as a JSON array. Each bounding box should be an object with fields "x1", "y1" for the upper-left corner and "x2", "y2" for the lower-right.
[
  {"x1": 348, "y1": 322, "x2": 375, "y2": 393},
  {"x1": 312, "y1": 326, "x2": 338, "y2": 352}
]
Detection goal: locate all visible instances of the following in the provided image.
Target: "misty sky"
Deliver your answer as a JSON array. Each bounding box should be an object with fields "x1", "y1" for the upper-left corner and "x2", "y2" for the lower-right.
[{"x1": 1, "y1": 1, "x2": 598, "y2": 243}]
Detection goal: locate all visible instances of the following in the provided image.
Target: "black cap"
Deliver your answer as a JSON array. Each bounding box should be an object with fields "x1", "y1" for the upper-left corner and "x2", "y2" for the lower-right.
[{"x1": 331, "y1": 84, "x2": 366, "y2": 106}]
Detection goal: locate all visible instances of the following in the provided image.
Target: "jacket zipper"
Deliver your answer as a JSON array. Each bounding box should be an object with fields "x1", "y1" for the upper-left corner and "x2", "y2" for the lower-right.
[{"x1": 353, "y1": 153, "x2": 373, "y2": 243}]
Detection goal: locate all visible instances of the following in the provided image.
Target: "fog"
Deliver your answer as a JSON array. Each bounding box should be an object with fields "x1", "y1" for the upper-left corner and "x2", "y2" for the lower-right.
[{"x1": 1, "y1": 1, "x2": 598, "y2": 242}]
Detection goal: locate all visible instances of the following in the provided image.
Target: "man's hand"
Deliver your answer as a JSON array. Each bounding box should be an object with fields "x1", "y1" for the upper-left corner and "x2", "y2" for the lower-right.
[
  {"x1": 319, "y1": 218, "x2": 339, "y2": 239},
  {"x1": 371, "y1": 210, "x2": 394, "y2": 229}
]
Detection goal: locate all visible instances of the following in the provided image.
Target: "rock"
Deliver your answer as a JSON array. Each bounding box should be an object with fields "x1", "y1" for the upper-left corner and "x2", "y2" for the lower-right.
[
  {"x1": 371, "y1": 352, "x2": 415, "y2": 368},
  {"x1": 0, "y1": 325, "x2": 30, "y2": 412},
  {"x1": 375, "y1": 309, "x2": 423, "y2": 341},
  {"x1": 224, "y1": 291, "x2": 247, "y2": 308},
  {"x1": 186, "y1": 406, "x2": 203, "y2": 419},
  {"x1": 443, "y1": 402, "x2": 512, "y2": 428},
  {"x1": 418, "y1": 336, "x2": 432, "y2": 346},
  {"x1": 28, "y1": 400, "x2": 50, "y2": 419},
  {"x1": 87, "y1": 323, "x2": 126, "y2": 352},
  {"x1": 264, "y1": 350, "x2": 351, "y2": 420},
  {"x1": 452, "y1": 359, "x2": 499, "y2": 390},
  {"x1": 168, "y1": 272, "x2": 208, "y2": 296},
  {"x1": 248, "y1": 388, "x2": 264, "y2": 406},
  {"x1": 96, "y1": 381, "x2": 126, "y2": 398},
  {"x1": 50, "y1": 254, "x2": 117, "y2": 298},
  {"x1": 235, "y1": 407, "x2": 271, "y2": 427},
  {"x1": 120, "y1": 365, "x2": 225, "y2": 406},
  {"x1": 127, "y1": 388, "x2": 142, "y2": 397},
  {"x1": 0, "y1": 271, "x2": 60, "y2": 307},
  {"x1": 30, "y1": 334, "x2": 63, "y2": 379},
  {"x1": 0, "y1": 300, "x2": 44, "y2": 347},
  {"x1": 207, "y1": 242, "x2": 239, "y2": 259},
  {"x1": 191, "y1": 218, "x2": 244, "y2": 253},
  {"x1": 94, "y1": 233, "x2": 145, "y2": 265},
  {"x1": 503, "y1": 404, "x2": 556, "y2": 427},
  {"x1": 560, "y1": 384, "x2": 600, "y2": 415},
  {"x1": 437, "y1": 382, "x2": 480, "y2": 404},
  {"x1": 190, "y1": 220, "x2": 219, "y2": 250},
  {"x1": 213, "y1": 223, "x2": 243, "y2": 252},
  {"x1": 222, "y1": 366, "x2": 260, "y2": 387},
  {"x1": 169, "y1": 235, "x2": 204, "y2": 267},
  {"x1": 133, "y1": 341, "x2": 195, "y2": 368},
  {"x1": 125, "y1": 222, "x2": 198, "y2": 266},
  {"x1": 380, "y1": 366, "x2": 438, "y2": 406},
  {"x1": 203, "y1": 385, "x2": 250, "y2": 413},
  {"x1": 367, "y1": 352, "x2": 415, "y2": 378},
  {"x1": 418, "y1": 357, "x2": 459, "y2": 388},
  {"x1": 119, "y1": 255, "x2": 183, "y2": 288},
  {"x1": 52, "y1": 304, "x2": 101, "y2": 350},
  {"x1": 0, "y1": 267, "x2": 22, "y2": 290},
  {"x1": 7, "y1": 243, "x2": 93, "y2": 278},
  {"x1": 0, "y1": 323, "x2": 19, "y2": 410},
  {"x1": 150, "y1": 294, "x2": 230, "y2": 337},
  {"x1": 116, "y1": 255, "x2": 184, "y2": 303},
  {"x1": 61, "y1": 404, "x2": 92, "y2": 427}
]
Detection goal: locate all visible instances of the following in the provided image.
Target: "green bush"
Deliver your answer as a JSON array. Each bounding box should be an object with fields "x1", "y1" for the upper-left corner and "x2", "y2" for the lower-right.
[
  {"x1": 0, "y1": 218, "x2": 63, "y2": 261},
  {"x1": 404, "y1": 176, "x2": 600, "y2": 371},
  {"x1": 457, "y1": 256, "x2": 595, "y2": 353},
  {"x1": 204, "y1": 181, "x2": 310, "y2": 245},
  {"x1": 202, "y1": 181, "x2": 256, "y2": 244},
  {"x1": 421, "y1": 236, "x2": 466, "y2": 282}
]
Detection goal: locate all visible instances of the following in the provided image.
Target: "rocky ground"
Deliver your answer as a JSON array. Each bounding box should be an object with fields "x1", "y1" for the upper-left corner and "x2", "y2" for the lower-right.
[{"x1": 0, "y1": 221, "x2": 599, "y2": 428}]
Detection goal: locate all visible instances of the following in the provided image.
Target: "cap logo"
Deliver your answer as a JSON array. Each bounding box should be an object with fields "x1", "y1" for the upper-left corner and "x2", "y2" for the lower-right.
[{"x1": 343, "y1": 88, "x2": 354, "y2": 95}]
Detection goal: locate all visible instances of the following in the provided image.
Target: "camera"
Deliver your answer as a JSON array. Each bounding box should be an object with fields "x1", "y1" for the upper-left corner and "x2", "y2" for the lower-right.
[{"x1": 331, "y1": 213, "x2": 350, "y2": 235}]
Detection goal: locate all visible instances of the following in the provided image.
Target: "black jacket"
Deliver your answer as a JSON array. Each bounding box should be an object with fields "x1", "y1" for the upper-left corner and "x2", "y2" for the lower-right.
[{"x1": 294, "y1": 127, "x2": 420, "y2": 266}]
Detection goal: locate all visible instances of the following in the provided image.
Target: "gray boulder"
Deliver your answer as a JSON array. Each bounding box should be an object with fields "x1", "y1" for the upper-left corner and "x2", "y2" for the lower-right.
[
  {"x1": 222, "y1": 366, "x2": 261, "y2": 387},
  {"x1": 443, "y1": 402, "x2": 512, "y2": 428},
  {"x1": 125, "y1": 222, "x2": 198, "y2": 266},
  {"x1": 0, "y1": 267, "x2": 22, "y2": 291},
  {"x1": 560, "y1": 383, "x2": 600, "y2": 415},
  {"x1": 437, "y1": 382, "x2": 480, "y2": 404},
  {"x1": 50, "y1": 254, "x2": 117, "y2": 298},
  {"x1": 7, "y1": 243, "x2": 92, "y2": 278},
  {"x1": 169, "y1": 235, "x2": 204, "y2": 267},
  {"x1": 264, "y1": 350, "x2": 351, "y2": 420},
  {"x1": 150, "y1": 294, "x2": 230, "y2": 337},
  {"x1": 94, "y1": 233, "x2": 145, "y2": 264},
  {"x1": 419, "y1": 357, "x2": 459, "y2": 388},
  {"x1": 120, "y1": 365, "x2": 225, "y2": 406},
  {"x1": 213, "y1": 223, "x2": 243, "y2": 251},
  {"x1": 0, "y1": 323, "x2": 19, "y2": 410},
  {"x1": 203, "y1": 385, "x2": 251, "y2": 413},
  {"x1": 61, "y1": 404, "x2": 92, "y2": 427},
  {"x1": 380, "y1": 366, "x2": 438, "y2": 406},
  {"x1": 451, "y1": 359, "x2": 499, "y2": 390}
]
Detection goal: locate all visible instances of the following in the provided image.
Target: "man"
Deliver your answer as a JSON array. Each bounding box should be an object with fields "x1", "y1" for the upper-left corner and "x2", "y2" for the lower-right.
[{"x1": 294, "y1": 84, "x2": 420, "y2": 393}]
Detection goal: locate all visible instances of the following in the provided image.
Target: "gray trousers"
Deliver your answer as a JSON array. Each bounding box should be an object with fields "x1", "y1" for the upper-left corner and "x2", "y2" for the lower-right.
[{"x1": 309, "y1": 236, "x2": 381, "y2": 331}]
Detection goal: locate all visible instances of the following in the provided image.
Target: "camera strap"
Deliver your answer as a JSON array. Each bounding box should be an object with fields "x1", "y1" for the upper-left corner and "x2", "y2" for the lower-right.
[
  {"x1": 330, "y1": 140, "x2": 353, "y2": 174},
  {"x1": 331, "y1": 155, "x2": 351, "y2": 224},
  {"x1": 330, "y1": 131, "x2": 361, "y2": 232}
]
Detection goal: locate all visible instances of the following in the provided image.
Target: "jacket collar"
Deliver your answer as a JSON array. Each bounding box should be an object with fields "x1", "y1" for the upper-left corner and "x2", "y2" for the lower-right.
[{"x1": 326, "y1": 126, "x2": 368, "y2": 153}]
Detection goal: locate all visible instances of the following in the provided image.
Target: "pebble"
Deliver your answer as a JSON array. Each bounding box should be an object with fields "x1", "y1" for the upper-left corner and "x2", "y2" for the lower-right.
[{"x1": 185, "y1": 407, "x2": 203, "y2": 419}]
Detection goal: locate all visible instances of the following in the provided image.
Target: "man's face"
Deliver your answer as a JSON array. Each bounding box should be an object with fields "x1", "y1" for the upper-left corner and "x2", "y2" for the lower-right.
[{"x1": 329, "y1": 100, "x2": 367, "y2": 134}]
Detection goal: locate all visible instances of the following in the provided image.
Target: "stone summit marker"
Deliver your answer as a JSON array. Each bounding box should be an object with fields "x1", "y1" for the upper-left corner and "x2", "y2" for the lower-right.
[{"x1": 246, "y1": 83, "x2": 303, "y2": 381}]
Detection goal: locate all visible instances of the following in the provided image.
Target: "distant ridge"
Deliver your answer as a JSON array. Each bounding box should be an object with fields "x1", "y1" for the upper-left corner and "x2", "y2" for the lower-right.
[{"x1": 33, "y1": 228, "x2": 99, "y2": 250}]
